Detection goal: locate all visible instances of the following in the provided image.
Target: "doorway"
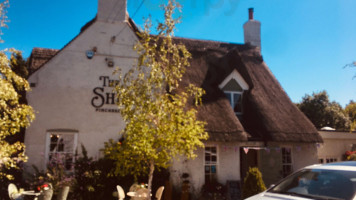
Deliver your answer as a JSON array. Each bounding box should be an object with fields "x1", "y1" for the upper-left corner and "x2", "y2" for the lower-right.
[{"x1": 240, "y1": 147, "x2": 258, "y2": 183}]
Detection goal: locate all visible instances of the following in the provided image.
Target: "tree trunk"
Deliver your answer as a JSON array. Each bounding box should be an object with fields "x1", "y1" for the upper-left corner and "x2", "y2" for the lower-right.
[{"x1": 147, "y1": 159, "x2": 155, "y2": 200}]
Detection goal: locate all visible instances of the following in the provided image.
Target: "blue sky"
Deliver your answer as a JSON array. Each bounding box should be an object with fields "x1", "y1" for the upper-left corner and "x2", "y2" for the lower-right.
[{"x1": 1, "y1": 0, "x2": 356, "y2": 107}]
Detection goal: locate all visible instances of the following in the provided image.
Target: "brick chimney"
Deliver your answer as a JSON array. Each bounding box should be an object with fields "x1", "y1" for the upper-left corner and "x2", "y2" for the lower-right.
[
  {"x1": 97, "y1": 0, "x2": 127, "y2": 22},
  {"x1": 243, "y1": 8, "x2": 261, "y2": 50}
]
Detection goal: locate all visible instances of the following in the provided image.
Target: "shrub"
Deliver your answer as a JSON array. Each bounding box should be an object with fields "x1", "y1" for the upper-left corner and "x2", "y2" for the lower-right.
[
  {"x1": 70, "y1": 144, "x2": 170, "y2": 200},
  {"x1": 242, "y1": 167, "x2": 266, "y2": 199},
  {"x1": 26, "y1": 154, "x2": 74, "y2": 199},
  {"x1": 69, "y1": 145, "x2": 125, "y2": 200}
]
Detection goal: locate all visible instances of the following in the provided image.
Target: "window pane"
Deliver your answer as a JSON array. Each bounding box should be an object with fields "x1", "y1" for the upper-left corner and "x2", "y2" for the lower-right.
[
  {"x1": 212, "y1": 156, "x2": 217, "y2": 162},
  {"x1": 211, "y1": 147, "x2": 216, "y2": 154},
  {"x1": 233, "y1": 93, "x2": 242, "y2": 113},
  {"x1": 205, "y1": 156, "x2": 210, "y2": 162},
  {"x1": 224, "y1": 92, "x2": 232, "y2": 106},
  {"x1": 65, "y1": 153, "x2": 73, "y2": 170},
  {"x1": 286, "y1": 156, "x2": 291, "y2": 163},
  {"x1": 211, "y1": 166, "x2": 216, "y2": 173},
  {"x1": 205, "y1": 166, "x2": 210, "y2": 173}
]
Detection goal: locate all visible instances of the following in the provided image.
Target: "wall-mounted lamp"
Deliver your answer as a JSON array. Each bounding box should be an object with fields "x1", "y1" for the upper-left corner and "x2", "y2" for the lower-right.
[
  {"x1": 105, "y1": 57, "x2": 114, "y2": 67},
  {"x1": 86, "y1": 47, "x2": 97, "y2": 59}
]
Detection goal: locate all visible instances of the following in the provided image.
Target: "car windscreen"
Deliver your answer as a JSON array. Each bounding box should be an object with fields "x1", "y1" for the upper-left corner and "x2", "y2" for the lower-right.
[{"x1": 269, "y1": 168, "x2": 356, "y2": 200}]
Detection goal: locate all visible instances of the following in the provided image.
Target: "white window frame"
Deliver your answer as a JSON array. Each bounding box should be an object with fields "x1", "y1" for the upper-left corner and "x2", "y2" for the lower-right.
[
  {"x1": 204, "y1": 146, "x2": 218, "y2": 183},
  {"x1": 224, "y1": 90, "x2": 244, "y2": 116},
  {"x1": 44, "y1": 130, "x2": 78, "y2": 172},
  {"x1": 281, "y1": 147, "x2": 293, "y2": 177}
]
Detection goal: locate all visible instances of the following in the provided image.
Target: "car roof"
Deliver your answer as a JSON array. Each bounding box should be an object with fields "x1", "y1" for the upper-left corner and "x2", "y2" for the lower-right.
[{"x1": 305, "y1": 161, "x2": 356, "y2": 171}]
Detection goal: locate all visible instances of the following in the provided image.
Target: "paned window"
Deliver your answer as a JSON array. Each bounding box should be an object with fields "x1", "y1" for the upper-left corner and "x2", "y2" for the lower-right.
[
  {"x1": 224, "y1": 91, "x2": 243, "y2": 114},
  {"x1": 223, "y1": 79, "x2": 244, "y2": 118},
  {"x1": 325, "y1": 157, "x2": 337, "y2": 163},
  {"x1": 205, "y1": 146, "x2": 217, "y2": 183},
  {"x1": 319, "y1": 157, "x2": 337, "y2": 164},
  {"x1": 282, "y1": 147, "x2": 293, "y2": 177},
  {"x1": 45, "y1": 131, "x2": 78, "y2": 171}
]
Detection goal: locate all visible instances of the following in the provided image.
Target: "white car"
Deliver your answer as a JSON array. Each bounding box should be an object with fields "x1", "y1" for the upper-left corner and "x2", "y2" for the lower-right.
[{"x1": 246, "y1": 161, "x2": 356, "y2": 200}]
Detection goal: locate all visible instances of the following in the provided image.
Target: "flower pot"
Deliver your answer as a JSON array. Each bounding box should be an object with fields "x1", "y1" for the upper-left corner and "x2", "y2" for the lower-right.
[
  {"x1": 38, "y1": 188, "x2": 53, "y2": 200},
  {"x1": 57, "y1": 186, "x2": 70, "y2": 200}
]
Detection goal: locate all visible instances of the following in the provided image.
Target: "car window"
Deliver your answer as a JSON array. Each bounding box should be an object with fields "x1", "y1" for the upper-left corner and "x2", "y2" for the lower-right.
[{"x1": 269, "y1": 169, "x2": 356, "y2": 200}]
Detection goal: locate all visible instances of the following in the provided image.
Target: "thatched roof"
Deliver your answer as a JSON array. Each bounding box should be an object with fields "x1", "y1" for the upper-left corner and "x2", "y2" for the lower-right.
[
  {"x1": 174, "y1": 37, "x2": 322, "y2": 143},
  {"x1": 27, "y1": 19, "x2": 322, "y2": 144}
]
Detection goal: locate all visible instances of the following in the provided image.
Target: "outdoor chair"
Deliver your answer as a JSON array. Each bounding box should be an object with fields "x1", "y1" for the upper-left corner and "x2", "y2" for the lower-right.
[
  {"x1": 129, "y1": 183, "x2": 140, "y2": 192},
  {"x1": 155, "y1": 186, "x2": 164, "y2": 200},
  {"x1": 8, "y1": 183, "x2": 42, "y2": 200},
  {"x1": 8, "y1": 183, "x2": 22, "y2": 200},
  {"x1": 117, "y1": 185, "x2": 125, "y2": 200}
]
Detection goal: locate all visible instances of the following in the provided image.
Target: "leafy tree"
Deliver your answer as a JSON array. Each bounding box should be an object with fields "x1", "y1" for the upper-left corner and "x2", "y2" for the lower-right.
[
  {"x1": 6, "y1": 51, "x2": 29, "y2": 145},
  {"x1": 103, "y1": 0, "x2": 208, "y2": 195},
  {"x1": 10, "y1": 51, "x2": 28, "y2": 79},
  {"x1": 0, "y1": 49, "x2": 35, "y2": 180},
  {"x1": 0, "y1": 0, "x2": 8, "y2": 43},
  {"x1": 345, "y1": 101, "x2": 356, "y2": 131},
  {"x1": 0, "y1": 0, "x2": 34, "y2": 180},
  {"x1": 297, "y1": 91, "x2": 350, "y2": 130}
]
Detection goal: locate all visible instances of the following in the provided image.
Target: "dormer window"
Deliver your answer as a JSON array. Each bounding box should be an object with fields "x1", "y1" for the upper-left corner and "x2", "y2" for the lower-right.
[
  {"x1": 219, "y1": 69, "x2": 249, "y2": 119},
  {"x1": 223, "y1": 79, "x2": 243, "y2": 116}
]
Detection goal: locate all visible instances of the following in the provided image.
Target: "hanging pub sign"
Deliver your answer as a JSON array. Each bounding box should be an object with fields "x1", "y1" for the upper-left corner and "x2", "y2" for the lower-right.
[{"x1": 91, "y1": 76, "x2": 120, "y2": 113}]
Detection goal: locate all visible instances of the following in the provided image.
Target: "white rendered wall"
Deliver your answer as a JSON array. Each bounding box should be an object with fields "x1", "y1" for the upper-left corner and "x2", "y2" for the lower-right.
[
  {"x1": 170, "y1": 142, "x2": 242, "y2": 197},
  {"x1": 318, "y1": 131, "x2": 356, "y2": 162},
  {"x1": 25, "y1": 20, "x2": 138, "y2": 171},
  {"x1": 258, "y1": 142, "x2": 318, "y2": 186}
]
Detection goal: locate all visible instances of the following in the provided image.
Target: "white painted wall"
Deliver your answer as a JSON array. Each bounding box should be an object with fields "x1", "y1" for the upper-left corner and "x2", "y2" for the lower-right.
[
  {"x1": 25, "y1": 19, "x2": 138, "y2": 171},
  {"x1": 318, "y1": 131, "x2": 356, "y2": 162},
  {"x1": 170, "y1": 142, "x2": 242, "y2": 197},
  {"x1": 258, "y1": 142, "x2": 318, "y2": 186},
  {"x1": 292, "y1": 143, "x2": 319, "y2": 170}
]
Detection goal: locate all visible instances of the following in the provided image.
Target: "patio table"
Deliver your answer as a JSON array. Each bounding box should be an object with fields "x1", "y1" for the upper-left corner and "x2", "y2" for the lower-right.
[{"x1": 127, "y1": 191, "x2": 151, "y2": 200}]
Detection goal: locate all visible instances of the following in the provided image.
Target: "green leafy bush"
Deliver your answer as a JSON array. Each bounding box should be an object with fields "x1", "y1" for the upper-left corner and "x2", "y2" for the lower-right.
[
  {"x1": 70, "y1": 144, "x2": 170, "y2": 200},
  {"x1": 242, "y1": 167, "x2": 266, "y2": 199}
]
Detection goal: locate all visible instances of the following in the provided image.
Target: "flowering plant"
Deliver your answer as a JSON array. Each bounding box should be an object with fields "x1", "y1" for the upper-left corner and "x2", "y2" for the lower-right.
[
  {"x1": 344, "y1": 151, "x2": 356, "y2": 161},
  {"x1": 36, "y1": 183, "x2": 51, "y2": 192},
  {"x1": 28, "y1": 153, "x2": 74, "y2": 196}
]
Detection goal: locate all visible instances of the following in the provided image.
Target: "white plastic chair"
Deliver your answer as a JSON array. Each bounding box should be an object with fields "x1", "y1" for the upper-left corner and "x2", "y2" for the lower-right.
[
  {"x1": 155, "y1": 186, "x2": 164, "y2": 200},
  {"x1": 8, "y1": 183, "x2": 21, "y2": 200},
  {"x1": 117, "y1": 185, "x2": 125, "y2": 200},
  {"x1": 129, "y1": 183, "x2": 140, "y2": 192}
]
